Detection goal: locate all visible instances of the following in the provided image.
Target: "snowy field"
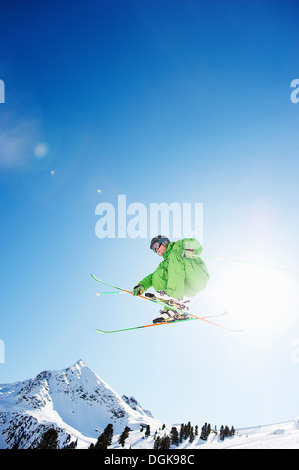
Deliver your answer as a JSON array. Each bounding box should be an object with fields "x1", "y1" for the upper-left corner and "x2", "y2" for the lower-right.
[
  {"x1": 96, "y1": 419, "x2": 299, "y2": 450},
  {"x1": 1, "y1": 361, "x2": 298, "y2": 449}
]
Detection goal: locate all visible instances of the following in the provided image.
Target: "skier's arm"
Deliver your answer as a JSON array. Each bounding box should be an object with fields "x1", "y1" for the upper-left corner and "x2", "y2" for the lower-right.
[
  {"x1": 138, "y1": 272, "x2": 153, "y2": 292},
  {"x1": 181, "y1": 238, "x2": 203, "y2": 259},
  {"x1": 182, "y1": 238, "x2": 202, "y2": 253}
]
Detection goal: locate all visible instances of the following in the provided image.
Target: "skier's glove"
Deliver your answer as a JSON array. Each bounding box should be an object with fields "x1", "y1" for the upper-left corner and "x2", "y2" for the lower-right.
[
  {"x1": 182, "y1": 249, "x2": 195, "y2": 259},
  {"x1": 133, "y1": 284, "x2": 145, "y2": 296}
]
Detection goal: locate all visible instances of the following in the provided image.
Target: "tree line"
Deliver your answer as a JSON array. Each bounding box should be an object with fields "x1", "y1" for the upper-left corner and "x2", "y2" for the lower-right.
[
  {"x1": 154, "y1": 422, "x2": 235, "y2": 449},
  {"x1": 34, "y1": 421, "x2": 236, "y2": 449}
]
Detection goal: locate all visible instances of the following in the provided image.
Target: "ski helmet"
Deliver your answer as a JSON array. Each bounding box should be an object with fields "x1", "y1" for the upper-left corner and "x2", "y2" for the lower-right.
[{"x1": 150, "y1": 235, "x2": 170, "y2": 252}]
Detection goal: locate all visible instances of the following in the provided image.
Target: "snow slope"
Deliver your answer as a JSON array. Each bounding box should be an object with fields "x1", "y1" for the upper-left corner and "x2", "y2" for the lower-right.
[
  {"x1": 0, "y1": 359, "x2": 164, "y2": 448},
  {"x1": 0, "y1": 359, "x2": 298, "y2": 449},
  {"x1": 180, "y1": 420, "x2": 299, "y2": 449}
]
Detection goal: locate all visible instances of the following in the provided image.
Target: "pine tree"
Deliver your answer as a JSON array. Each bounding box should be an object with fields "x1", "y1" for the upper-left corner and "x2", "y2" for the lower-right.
[
  {"x1": 37, "y1": 428, "x2": 58, "y2": 449},
  {"x1": 118, "y1": 426, "x2": 130, "y2": 448},
  {"x1": 179, "y1": 423, "x2": 185, "y2": 443},
  {"x1": 185, "y1": 421, "x2": 192, "y2": 439},
  {"x1": 93, "y1": 424, "x2": 113, "y2": 449},
  {"x1": 145, "y1": 424, "x2": 150, "y2": 437},
  {"x1": 189, "y1": 427, "x2": 194, "y2": 443},
  {"x1": 160, "y1": 435, "x2": 171, "y2": 449},
  {"x1": 64, "y1": 438, "x2": 77, "y2": 449},
  {"x1": 104, "y1": 423, "x2": 113, "y2": 446},
  {"x1": 170, "y1": 427, "x2": 179, "y2": 446},
  {"x1": 94, "y1": 433, "x2": 108, "y2": 449},
  {"x1": 195, "y1": 425, "x2": 199, "y2": 436},
  {"x1": 154, "y1": 436, "x2": 161, "y2": 449},
  {"x1": 200, "y1": 423, "x2": 207, "y2": 441},
  {"x1": 154, "y1": 433, "x2": 171, "y2": 450},
  {"x1": 200, "y1": 422, "x2": 211, "y2": 441}
]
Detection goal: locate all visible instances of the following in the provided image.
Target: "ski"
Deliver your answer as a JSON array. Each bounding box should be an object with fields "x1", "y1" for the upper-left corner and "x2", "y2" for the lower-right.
[
  {"x1": 95, "y1": 316, "x2": 198, "y2": 334},
  {"x1": 95, "y1": 312, "x2": 230, "y2": 334},
  {"x1": 91, "y1": 274, "x2": 242, "y2": 332},
  {"x1": 96, "y1": 291, "x2": 125, "y2": 295}
]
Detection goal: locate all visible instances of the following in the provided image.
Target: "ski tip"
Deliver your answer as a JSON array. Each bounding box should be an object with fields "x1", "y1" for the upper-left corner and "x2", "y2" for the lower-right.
[
  {"x1": 91, "y1": 273, "x2": 102, "y2": 282},
  {"x1": 95, "y1": 329, "x2": 107, "y2": 334}
]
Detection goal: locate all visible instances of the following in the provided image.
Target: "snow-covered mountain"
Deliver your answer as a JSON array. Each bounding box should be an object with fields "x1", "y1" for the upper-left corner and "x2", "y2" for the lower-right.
[
  {"x1": 0, "y1": 359, "x2": 164, "y2": 449},
  {"x1": 0, "y1": 359, "x2": 298, "y2": 449}
]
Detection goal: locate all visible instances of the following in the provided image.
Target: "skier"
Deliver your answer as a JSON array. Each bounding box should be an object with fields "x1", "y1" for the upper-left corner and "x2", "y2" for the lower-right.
[{"x1": 133, "y1": 236, "x2": 209, "y2": 323}]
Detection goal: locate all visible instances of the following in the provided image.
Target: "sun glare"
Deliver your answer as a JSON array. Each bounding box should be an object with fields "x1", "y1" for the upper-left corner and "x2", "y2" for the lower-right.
[{"x1": 217, "y1": 264, "x2": 298, "y2": 336}]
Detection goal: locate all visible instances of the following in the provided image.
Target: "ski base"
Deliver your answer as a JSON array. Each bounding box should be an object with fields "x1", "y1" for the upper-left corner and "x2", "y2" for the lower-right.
[{"x1": 95, "y1": 316, "x2": 197, "y2": 334}]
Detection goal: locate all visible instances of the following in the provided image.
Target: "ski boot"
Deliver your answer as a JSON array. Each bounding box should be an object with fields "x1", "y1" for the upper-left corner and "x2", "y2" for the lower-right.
[
  {"x1": 152, "y1": 309, "x2": 190, "y2": 324},
  {"x1": 145, "y1": 290, "x2": 190, "y2": 312}
]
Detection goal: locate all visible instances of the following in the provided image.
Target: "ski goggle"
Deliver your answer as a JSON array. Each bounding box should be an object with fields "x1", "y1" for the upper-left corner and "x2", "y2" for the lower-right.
[
  {"x1": 151, "y1": 241, "x2": 161, "y2": 252},
  {"x1": 151, "y1": 238, "x2": 168, "y2": 253}
]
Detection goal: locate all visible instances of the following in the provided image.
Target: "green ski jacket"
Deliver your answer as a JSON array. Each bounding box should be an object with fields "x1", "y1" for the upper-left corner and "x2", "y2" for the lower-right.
[{"x1": 139, "y1": 238, "x2": 209, "y2": 300}]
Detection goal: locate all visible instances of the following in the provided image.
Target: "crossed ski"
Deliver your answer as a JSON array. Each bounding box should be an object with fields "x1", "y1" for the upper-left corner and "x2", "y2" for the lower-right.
[{"x1": 91, "y1": 274, "x2": 242, "y2": 334}]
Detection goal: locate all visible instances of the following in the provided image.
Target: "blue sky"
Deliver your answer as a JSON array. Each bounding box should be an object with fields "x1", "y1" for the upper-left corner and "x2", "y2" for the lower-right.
[{"x1": 0, "y1": 0, "x2": 299, "y2": 430}]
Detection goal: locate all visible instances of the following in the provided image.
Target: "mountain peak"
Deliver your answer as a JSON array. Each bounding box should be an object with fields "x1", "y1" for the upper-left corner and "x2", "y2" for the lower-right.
[
  {"x1": 74, "y1": 359, "x2": 86, "y2": 368},
  {"x1": 0, "y1": 359, "x2": 161, "y2": 449},
  {"x1": 67, "y1": 359, "x2": 88, "y2": 373}
]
